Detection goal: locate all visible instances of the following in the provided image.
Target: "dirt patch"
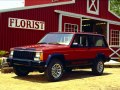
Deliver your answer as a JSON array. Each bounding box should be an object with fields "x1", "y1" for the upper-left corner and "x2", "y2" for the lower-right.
[{"x1": 0, "y1": 68, "x2": 120, "y2": 90}]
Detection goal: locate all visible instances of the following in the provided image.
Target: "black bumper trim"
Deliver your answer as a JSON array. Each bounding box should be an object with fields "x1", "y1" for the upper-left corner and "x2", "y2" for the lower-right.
[{"x1": 7, "y1": 58, "x2": 46, "y2": 67}]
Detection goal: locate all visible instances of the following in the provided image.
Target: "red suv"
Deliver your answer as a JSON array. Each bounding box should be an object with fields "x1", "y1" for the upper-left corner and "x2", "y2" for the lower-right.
[{"x1": 7, "y1": 32, "x2": 111, "y2": 81}]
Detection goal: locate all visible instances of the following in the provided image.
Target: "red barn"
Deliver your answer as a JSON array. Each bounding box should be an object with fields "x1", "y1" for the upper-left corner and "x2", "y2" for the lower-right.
[
  {"x1": 25, "y1": 0, "x2": 72, "y2": 6},
  {"x1": 0, "y1": 0, "x2": 120, "y2": 60}
]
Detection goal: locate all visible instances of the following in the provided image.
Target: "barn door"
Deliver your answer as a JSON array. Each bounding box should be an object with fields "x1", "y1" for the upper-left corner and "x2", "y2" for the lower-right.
[
  {"x1": 109, "y1": 30, "x2": 120, "y2": 60},
  {"x1": 62, "y1": 16, "x2": 81, "y2": 32}
]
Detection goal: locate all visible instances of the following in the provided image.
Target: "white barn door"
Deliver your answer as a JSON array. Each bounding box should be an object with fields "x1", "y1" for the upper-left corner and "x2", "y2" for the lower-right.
[{"x1": 109, "y1": 30, "x2": 120, "y2": 60}]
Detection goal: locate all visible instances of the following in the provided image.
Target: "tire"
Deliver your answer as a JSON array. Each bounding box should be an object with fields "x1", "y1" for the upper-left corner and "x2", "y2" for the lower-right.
[
  {"x1": 45, "y1": 59, "x2": 64, "y2": 82},
  {"x1": 13, "y1": 66, "x2": 30, "y2": 76},
  {"x1": 92, "y1": 59, "x2": 104, "y2": 75}
]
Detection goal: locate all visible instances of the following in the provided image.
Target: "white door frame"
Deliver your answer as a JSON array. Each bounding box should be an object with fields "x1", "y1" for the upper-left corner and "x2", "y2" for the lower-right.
[
  {"x1": 58, "y1": 13, "x2": 82, "y2": 32},
  {"x1": 57, "y1": 10, "x2": 109, "y2": 43}
]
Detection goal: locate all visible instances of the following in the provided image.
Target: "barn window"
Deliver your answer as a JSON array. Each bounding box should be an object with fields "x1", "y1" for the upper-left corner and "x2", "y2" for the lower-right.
[
  {"x1": 64, "y1": 23, "x2": 78, "y2": 32},
  {"x1": 110, "y1": 30, "x2": 120, "y2": 46},
  {"x1": 87, "y1": 0, "x2": 99, "y2": 15},
  {"x1": 109, "y1": 0, "x2": 120, "y2": 18}
]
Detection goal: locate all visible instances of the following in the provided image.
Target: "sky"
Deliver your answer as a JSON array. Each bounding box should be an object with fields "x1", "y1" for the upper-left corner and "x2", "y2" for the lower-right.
[{"x1": 0, "y1": 0, "x2": 24, "y2": 11}]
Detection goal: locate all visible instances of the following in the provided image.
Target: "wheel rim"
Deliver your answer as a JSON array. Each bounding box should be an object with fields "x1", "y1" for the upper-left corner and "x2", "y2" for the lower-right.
[
  {"x1": 97, "y1": 61, "x2": 104, "y2": 73},
  {"x1": 51, "y1": 64, "x2": 62, "y2": 79}
]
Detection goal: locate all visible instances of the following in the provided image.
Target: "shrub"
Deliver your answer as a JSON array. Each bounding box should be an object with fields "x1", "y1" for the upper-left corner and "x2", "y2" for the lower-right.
[
  {"x1": 0, "y1": 50, "x2": 9, "y2": 57},
  {"x1": 0, "y1": 50, "x2": 9, "y2": 69},
  {"x1": 0, "y1": 58, "x2": 2, "y2": 65},
  {"x1": 0, "y1": 58, "x2": 2, "y2": 68}
]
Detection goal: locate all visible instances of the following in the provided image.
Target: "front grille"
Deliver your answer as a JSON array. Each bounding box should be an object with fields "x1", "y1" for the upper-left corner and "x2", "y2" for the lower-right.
[{"x1": 13, "y1": 51, "x2": 35, "y2": 60}]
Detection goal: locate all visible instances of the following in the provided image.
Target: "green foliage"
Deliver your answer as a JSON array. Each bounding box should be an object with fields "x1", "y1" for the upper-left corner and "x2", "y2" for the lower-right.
[
  {"x1": 110, "y1": 0, "x2": 120, "y2": 17},
  {"x1": 0, "y1": 51, "x2": 8, "y2": 57},
  {"x1": 0, "y1": 58, "x2": 2, "y2": 67}
]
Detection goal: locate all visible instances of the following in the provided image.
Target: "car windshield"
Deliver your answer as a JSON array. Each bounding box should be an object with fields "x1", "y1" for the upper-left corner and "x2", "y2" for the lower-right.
[{"x1": 38, "y1": 33, "x2": 74, "y2": 45}]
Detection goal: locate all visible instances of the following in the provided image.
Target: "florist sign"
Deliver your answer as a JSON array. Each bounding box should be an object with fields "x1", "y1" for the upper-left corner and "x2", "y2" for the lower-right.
[{"x1": 8, "y1": 17, "x2": 45, "y2": 30}]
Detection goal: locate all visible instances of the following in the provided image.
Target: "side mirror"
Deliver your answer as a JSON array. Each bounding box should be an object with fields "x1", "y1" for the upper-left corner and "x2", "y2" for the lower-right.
[
  {"x1": 73, "y1": 43, "x2": 78, "y2": 46},
  {"x1": 71, "y1": 43, "x2": 79, "y2": 48}
]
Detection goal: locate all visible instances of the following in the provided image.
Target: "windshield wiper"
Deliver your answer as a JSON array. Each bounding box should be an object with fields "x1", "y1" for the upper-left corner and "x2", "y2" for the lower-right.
[
  {"x1": 38, "y1": 42, "x2": 47, "y2": 44},
  {"x1": 48, "y1": 42, "x2": 62, "y2": 45}
]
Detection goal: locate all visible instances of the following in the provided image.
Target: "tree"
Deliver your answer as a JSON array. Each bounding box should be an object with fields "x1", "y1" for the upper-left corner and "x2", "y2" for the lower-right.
[{"x1": 110, "y1": 0, "x2": 120, "y2": 17}]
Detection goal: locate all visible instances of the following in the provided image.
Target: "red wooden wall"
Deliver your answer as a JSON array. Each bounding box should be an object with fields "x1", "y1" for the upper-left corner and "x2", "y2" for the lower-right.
[
  {"x1": 25, "y1": 0, "x2": 71, "y2": 6},
  {"x1": 0, "y1": 7, "x2": 58, "y2": 50}
]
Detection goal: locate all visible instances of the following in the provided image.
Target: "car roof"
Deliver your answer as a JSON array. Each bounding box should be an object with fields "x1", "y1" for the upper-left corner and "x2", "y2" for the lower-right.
[{"x1": 49, "y1": 32, "x2": 104, "y2": 37}]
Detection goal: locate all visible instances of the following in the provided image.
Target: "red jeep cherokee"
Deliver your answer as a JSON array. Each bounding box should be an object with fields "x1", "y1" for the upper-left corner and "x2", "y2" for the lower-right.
[{"x1": 7, "y1": 32, "x2": 111, "y2": 81}]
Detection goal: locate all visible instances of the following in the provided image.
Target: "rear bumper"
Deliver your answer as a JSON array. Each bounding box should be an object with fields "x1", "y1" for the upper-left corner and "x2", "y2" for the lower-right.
[{"x1": 7, "y1": 58, "x2": 46, "y2": 68}]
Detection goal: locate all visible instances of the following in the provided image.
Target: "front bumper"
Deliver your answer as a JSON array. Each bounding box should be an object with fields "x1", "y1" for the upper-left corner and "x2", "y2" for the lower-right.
[{"x1": 7, "y1": 58, "x2": 46, "y2": 68}]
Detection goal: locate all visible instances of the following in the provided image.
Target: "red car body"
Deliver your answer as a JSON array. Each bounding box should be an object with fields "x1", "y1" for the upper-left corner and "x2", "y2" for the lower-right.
[{"x1": 7, "y1": 32, "x2": 111, "y2": 81}]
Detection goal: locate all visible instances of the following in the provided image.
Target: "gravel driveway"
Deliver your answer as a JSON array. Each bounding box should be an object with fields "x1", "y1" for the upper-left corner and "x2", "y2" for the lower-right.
[{"x1": 0, "y1": 68, "x2": 120, "y2": 90}]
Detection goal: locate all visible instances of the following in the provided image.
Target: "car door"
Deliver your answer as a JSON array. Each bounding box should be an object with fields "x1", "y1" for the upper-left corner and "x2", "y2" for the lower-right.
[
  {"x1": 87, "y1": 35, "x2": 108, "y2": 60},
  {"x1": 69, "y1": 34, "x2": 90, "y2": 64}
]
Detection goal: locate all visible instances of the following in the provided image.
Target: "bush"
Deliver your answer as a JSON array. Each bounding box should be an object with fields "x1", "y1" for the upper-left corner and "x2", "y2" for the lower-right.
[
  {"x1": 0, "y1": 58, "x2": 3, "y2": 68},
  {"x1": 0, "y1": 50, "x2": 9, "y2": 57},
  {"x1": 0, "y1": 58, "x2": 2, "y2": 65}
]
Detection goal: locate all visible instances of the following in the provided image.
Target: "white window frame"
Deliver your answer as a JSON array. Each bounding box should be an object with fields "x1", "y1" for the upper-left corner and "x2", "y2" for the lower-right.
[
  {"x1": 110, "y1": 30, "x2": 120, "y2": 47},
  {"x1": 87, "y1": 0, "x2": 99, "y2": 15},
  {"x1": 64, "y1": 23, "x2": 78, "y2": 32},
  {"x1": 108, "y1": 0, "x2": 120, "y2": 19}
]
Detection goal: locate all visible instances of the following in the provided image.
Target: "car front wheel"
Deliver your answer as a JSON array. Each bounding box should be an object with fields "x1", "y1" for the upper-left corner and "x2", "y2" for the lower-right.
[
  {"x1": 45, "y1": 59, "x2": 64, "y2": 82},
  {"x1": 92, "y1": 60, "x2": 104, "y2": 75}
]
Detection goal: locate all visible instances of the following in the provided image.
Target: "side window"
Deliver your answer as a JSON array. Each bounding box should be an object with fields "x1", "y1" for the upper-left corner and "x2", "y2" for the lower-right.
[
  {"x1": 88, "y1": 36, "x2": 107, "y2": 47},
  {"x1": 94, "y1": 36, "x2": 106, "y2": 47},
  {"x1": 72, "y1": 35, "x2": 88, "y2": 47}
]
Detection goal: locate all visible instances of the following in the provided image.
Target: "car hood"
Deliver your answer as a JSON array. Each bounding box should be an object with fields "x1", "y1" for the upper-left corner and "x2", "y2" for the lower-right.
[{"x1": 13, "y1": 44, "x2": 69, "y2": 51}]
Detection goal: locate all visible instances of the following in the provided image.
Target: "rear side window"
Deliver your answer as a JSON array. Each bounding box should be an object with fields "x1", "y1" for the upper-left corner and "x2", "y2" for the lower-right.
[{"x1": 88, "y1": 35, "x2": 108, "y2": 47}]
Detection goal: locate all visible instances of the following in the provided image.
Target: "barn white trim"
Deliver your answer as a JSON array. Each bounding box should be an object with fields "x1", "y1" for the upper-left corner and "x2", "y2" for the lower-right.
[
  {"x1": 55, "y1": 10, "x2": 120, "y2": 25},
  {"x1": 87, "y1": 0, "x2": 99, "y2": 15}
]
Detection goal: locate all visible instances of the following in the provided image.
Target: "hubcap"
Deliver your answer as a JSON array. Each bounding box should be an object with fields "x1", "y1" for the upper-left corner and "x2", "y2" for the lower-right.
[
  {"x1": 97, "y1": 61, "x2": 104, "y2": 73},
  {"x1": 51, "y1": 64, "x2": 62, "y2": 79}
]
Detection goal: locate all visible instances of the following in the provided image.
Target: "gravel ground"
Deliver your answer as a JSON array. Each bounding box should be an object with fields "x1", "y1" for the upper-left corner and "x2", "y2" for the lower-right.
[{"x1": 0, "y1": 68, "x2": 120, "y2": 90}]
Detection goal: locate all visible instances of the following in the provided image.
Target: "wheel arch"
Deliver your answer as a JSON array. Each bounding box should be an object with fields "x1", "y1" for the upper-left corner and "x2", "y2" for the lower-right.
[
  {"x1": 96, "y1": 53, "x2": 106, "y2": 62},
  {"x1": 45, "y1": 53, "x2": 65, "y2": 67}
]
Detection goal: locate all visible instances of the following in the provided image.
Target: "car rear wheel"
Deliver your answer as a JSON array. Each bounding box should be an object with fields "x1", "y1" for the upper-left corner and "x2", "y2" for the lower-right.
[
  {"x1": 13, "y1": 66, "x2": 30, "y2": 76},
  {"x1": 92, "y1": 59, "x2": 104, "y2": 75},
  {"x1": 45, "y1": 59, "x2": 64, "y2": 82}
]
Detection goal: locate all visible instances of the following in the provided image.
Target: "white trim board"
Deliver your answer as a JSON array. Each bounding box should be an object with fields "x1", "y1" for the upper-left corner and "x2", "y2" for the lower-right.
[
  {"x1": 55, "y1": 10, "x2": 120, "y2": 26},
  {"x1": 87, "y1": 0, "x2": 99, "y2": 15},
  {"x1": 0, "y1": 0, "x2": 75, "y2": 13},
  {"x1": 58, "y1": 14, "x2": 63, "y2": 32}
]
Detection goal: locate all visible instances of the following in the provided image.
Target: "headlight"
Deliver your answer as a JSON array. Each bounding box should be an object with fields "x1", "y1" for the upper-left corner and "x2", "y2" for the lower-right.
[
  {"x1": 10, "y1": 51, "x2": 14, "y2": 56},
  {"x1": 9, "y1": 51, "x2": 14, "y2": 58},
  {"x1": 35, "y1": 52, "x2": 40, "y2": 57},
  {"x1": 34, "y1": 52, "x2": 43, "y2": 61},
  {"x1": 10, "y1": 51, "x2": 14, "y2": 55},
  {"x1": 34, "y1": 57, "x2": 40, "y2": 61}
]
